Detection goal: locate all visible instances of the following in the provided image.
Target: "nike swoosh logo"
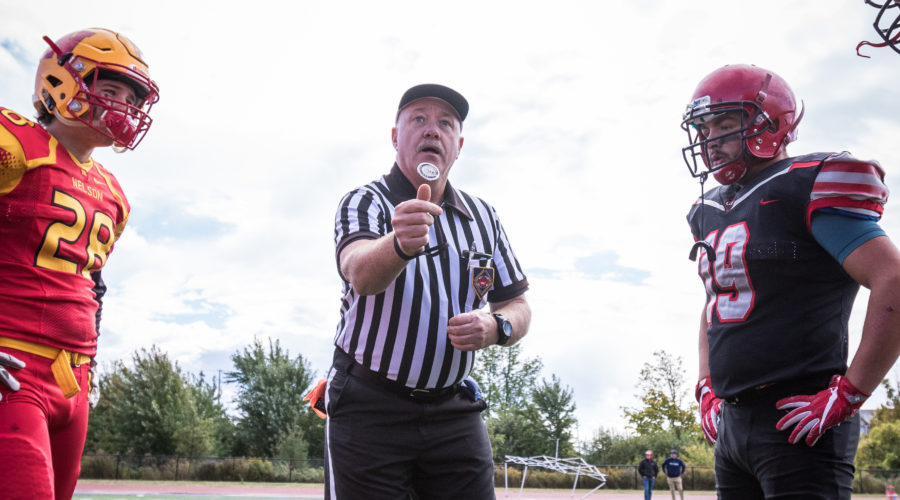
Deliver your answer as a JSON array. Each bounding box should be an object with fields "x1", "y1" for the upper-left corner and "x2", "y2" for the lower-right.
[
  {"x1": 93, "y1": 178, "x2": 105, "y2": 185},
  {"x1": 760, "y1": 198, "x2": 779, "y2": 205}
]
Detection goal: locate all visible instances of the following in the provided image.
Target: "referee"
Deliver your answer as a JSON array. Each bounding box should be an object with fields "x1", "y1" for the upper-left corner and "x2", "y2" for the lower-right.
[{"x1": 325, "y1": 83, "x2": 531, "y2": 500}]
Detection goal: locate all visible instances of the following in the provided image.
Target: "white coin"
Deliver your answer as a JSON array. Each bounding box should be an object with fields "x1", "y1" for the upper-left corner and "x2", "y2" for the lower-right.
[{"x1": 417, "y1": 162, "x2": 440, "y2": 181}]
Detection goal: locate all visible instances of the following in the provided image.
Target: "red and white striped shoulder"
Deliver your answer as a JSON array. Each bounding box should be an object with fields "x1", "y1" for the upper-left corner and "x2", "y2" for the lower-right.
[{"x1": 808, "y1": 152, "x2": 888, "y2": 221}]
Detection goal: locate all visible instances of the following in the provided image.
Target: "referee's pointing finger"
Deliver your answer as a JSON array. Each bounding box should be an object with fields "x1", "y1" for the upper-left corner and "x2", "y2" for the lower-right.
[
  {"x1": 411, "y1": 184, "x2": 442, "y2": 220},
  {"x1": 417, "y1": 183, "x2": 431, "y2": 202}
]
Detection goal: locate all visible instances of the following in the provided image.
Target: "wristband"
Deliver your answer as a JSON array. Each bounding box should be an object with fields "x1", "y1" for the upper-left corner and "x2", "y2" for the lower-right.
[{"x1": 393, "y1": 235, "x2": 416, "y2": 260}]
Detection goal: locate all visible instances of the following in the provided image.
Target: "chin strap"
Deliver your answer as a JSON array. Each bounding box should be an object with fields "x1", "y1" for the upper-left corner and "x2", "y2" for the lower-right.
[{"x1": 689, "y1": 172, "x2": 716, "y2": 262}]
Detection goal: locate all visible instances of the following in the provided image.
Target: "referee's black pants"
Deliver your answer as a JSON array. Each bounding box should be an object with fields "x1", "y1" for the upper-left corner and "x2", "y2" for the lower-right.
[
  {"x1": 324, "y1": 352, "x2": 495, "y2": 500},
  {"x1": 715, "y1": 376, "x2": 860, "y2": 499}
]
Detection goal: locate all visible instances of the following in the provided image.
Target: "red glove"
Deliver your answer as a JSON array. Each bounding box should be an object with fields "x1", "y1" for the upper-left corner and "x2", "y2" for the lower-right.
[
  {"x1": 303, "y1": 378, "x2": 327, "y2": 419},
  {"x1": 695, "y1": 377, "x2": 722, "y2": 445},
  {"x1": 775, "y1": 375, "x2": 869, "y2": 447}
]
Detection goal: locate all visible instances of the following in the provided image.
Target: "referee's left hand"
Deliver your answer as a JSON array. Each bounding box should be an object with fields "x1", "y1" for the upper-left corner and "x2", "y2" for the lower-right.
[{"x1": 447, "y1": 310, "x2": 495, "y2": 351}]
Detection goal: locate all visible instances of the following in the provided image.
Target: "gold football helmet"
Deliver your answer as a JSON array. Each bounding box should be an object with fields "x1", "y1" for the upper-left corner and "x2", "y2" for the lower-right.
[{"x1": 33, "y1": 28, "x2": 160, "y2": 150}]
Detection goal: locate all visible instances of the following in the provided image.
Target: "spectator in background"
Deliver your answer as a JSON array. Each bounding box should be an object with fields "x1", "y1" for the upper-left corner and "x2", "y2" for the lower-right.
[
  {"x1": 662, "y1": 449, "x2": 686, "y2": 500},
  {"x1": 639, "y1": 449, "x2": 659, "y2": 500}
]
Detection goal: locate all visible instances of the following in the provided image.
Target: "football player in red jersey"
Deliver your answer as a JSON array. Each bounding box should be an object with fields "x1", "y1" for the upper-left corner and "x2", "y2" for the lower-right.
[
  {"x1": 0, "y1": 28, "x2": 158, "y2": 499},
  {"x1": 682, "y1": 64, "x2": 900, "y2": 499}
]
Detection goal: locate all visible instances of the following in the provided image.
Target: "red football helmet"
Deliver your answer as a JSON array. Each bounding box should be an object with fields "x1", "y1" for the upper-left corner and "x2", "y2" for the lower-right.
[
  {"x1": 33, "y1": 28, "x2": 160, "y2": 150},
  {"x1": 859, "y1": 0, "x2": 900, "y2": 57},
  {"x1": 681, "y1": 64, "x2": 803, "y2": 185}
]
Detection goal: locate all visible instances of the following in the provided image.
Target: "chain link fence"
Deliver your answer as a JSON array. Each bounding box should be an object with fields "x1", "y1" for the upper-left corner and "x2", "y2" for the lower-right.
[{"x1": 80, "y1": 453, "x2": 325, "y2": 483}]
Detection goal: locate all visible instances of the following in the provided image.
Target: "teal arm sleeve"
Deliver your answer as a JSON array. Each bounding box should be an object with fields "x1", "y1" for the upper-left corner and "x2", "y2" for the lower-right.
[{"x1": 811, "y1": 211, "x2": 886, "y2": 264}]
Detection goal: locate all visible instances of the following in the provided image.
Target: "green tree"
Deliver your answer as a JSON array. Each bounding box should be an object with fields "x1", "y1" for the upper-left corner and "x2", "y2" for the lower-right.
[
  {"x1": 85, "y1": 346, "x2": 230, "y2": 455},
  {"x1": 580, "y1": 427, "x2": 657, "y2": 465},
  {"x1": 273, "y1": 423, "x2": 309, "y2": 462},
  {"x1": 188, "y1": 370, "x2": 236, "y2": 455},
  {"x1": 856, "y1": 420, "x2": 900, "y2": 469},
  {"x1": 679, "y1": 442, "x2": 714, "y2": 467},
  {"x1": 470, "y1": 343, "x2": 542, "y2": 417},
  {"x1": 872, "y1": 377, "x2": 900, "y2": 425},
  {"x1": 172, "y1": 412, "x2": 216, "y2": 457},
  {"x1": 471, "y1": 345, "x2": 580, "y2": 459},
  {"x1": 227, "y1": 337, "x2": 322, "y2": 458},
  {"x1": 621, "y1": 350, "x2": 698, "y2": 439},
  {"x1": 487, "y1": 407, "x2": 547, "y2": 459},
  {"x1": 172, "y1": 371, "x2": 233, "y2": 456},
  {"x1": 855, "y1": 378, "x2": 900, "y2": 469},
  {"x1": 580, "y1": 428, "x2": 698, "y2": 466},
  {"x1": 531, "y1": 374, "x2": 578, "y2": 457}
]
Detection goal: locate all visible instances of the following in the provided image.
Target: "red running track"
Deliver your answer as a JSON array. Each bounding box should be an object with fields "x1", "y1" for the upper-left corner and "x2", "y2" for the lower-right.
[{"x1": 75, "y1": 480, "x2": 719, "y2": 499}]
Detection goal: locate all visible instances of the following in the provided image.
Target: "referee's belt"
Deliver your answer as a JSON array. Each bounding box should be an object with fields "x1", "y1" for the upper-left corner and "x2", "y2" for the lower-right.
[
  {"x1": 0, "y1": 337, "x2": 91, "y2": 398},
  {"x1": 334, "y1": 349, "x2": 460, "y2": 404}
]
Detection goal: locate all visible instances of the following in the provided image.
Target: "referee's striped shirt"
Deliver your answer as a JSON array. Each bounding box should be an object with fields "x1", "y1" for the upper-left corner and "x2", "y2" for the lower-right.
[{"x1": 333, "y1": 164, "x2": 529, "y2": 390}]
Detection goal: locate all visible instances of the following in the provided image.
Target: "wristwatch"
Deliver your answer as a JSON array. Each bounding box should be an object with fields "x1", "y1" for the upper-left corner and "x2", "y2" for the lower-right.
[{"x1": 493, "y1": 313, "x2": 512, "y2": 346}]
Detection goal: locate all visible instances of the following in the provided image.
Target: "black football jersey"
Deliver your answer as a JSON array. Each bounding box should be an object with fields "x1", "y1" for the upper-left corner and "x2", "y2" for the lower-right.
[{"x1": 687, "y1": 152, "x2": 888, "y2": 398}]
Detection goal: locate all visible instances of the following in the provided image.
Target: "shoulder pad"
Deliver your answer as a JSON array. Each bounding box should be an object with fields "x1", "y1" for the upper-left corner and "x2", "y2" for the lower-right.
[
  {"x1": 0, "y1": 114, "x2": 28, "y2": 196},
  {"x1": 808, "y1": 151, "x2": 888, "y2": 223},
  {"x1": 0, "y1": 107, "x2": 57, "y2": 168}
]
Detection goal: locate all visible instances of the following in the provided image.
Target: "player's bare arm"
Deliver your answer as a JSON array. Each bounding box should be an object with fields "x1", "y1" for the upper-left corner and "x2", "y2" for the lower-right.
[
  {"x1": 695, "y1": 310, "x2": 722, "y2": 445},
  {"x1": 340, "y1": 184, "x2": 442, "y2": 295},
  {"x1": 697, "y1": 309, "x2": 710, "y2": 380},
  {"x1": 842, "y1": 234, "x2": 900, "y2": 394},
  {"x1": 447, "y1": 295, "x2": 530, "y2": 351}
]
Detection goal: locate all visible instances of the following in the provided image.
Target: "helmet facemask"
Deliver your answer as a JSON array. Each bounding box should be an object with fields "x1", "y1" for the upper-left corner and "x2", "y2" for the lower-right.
[
  {"x1": 60, "y1": 68, "x2": 157, "y2": 152},
  {"x1": 681, "y1": 99, "x2": 770, "y2": 185}
]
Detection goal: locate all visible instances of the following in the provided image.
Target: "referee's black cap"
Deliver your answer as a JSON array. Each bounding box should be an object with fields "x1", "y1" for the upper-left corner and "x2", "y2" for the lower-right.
[{"x1": 398, "y1": 84, "x2": 468, "y2": 122}]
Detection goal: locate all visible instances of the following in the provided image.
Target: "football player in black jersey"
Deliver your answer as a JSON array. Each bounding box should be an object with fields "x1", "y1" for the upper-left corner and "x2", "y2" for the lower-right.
[{"x1": 682, "y1": 64, "x2": 900, "y2": 499}]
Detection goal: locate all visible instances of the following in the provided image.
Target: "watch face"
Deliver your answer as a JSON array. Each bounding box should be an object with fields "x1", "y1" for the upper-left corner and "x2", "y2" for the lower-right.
[{"x1": 494, "y1": 314, "x2": 511, "y2": 345}]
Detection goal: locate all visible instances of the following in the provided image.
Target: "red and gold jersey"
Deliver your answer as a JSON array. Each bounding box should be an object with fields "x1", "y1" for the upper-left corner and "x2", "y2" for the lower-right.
[{"x1": 0, "y1": 107, "x2": 130, "y2": 356}]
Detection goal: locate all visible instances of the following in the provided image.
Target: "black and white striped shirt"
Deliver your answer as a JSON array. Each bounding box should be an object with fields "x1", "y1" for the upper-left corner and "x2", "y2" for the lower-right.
[{"x1": 333, "y1": 164, "x2": 529, "y2": 389}]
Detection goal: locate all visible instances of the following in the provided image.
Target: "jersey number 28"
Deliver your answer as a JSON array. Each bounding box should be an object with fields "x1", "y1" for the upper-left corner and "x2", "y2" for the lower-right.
[{"x1": 35, "y1": 188, "x2": 115, "y2": 278}]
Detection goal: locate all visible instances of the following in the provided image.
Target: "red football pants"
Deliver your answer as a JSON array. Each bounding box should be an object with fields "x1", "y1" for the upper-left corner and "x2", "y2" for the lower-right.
[{"x1": 0, "y1": 347, "x2": 90, "y2": 500}]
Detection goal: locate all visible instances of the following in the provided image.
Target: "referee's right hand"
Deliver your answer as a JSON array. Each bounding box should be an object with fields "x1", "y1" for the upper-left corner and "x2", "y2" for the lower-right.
[
  {"x1": 0, "y1": 351, "x2": 25, "y2": 399},
  {"x1": 392, "y1": 184, "x2": 443, "y2": 257}
]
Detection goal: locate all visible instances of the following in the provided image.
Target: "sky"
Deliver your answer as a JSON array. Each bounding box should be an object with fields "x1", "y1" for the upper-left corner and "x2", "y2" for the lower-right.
[{"x1": 3, "y1": 0, "x2": 900, "y2": 445}]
